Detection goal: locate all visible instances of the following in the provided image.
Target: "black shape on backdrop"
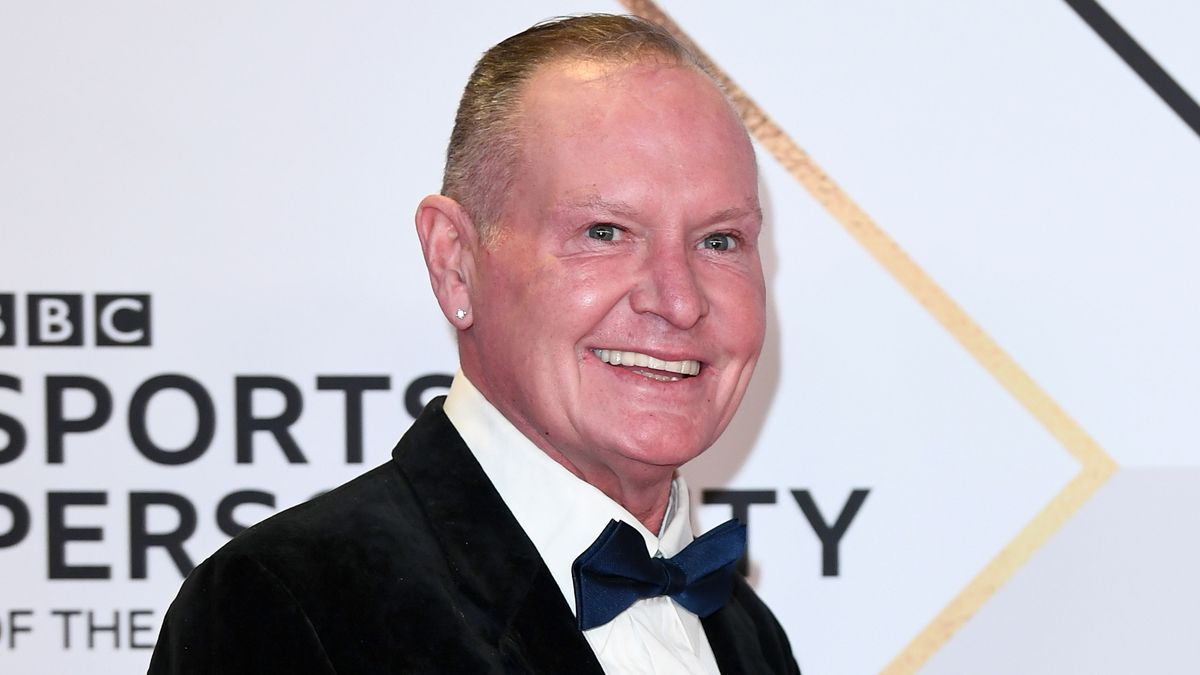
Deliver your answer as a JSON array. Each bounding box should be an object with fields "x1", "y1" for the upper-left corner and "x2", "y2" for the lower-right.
[
  {"x1": 0, "y1": 294, "x2": 14, "y2": 346},
  {"x1": 703, "y1": 489, "x2": 872, "y2": 577},
  {"x1": 27, "y1": 294, "x2": 84, "y2": 347},
  {"x1": 235, "y1": 376, "x2": 306, "y2": 464},
  {"x1": 703, "y1": 489, "x2": 777, "y2": 577},
  {"x1": 87, "y1": 610, "x2": 120, "y2": 649},
  {"x1": 404, "y1": 374, "x2": 454, "y2": 418},
  {"x1": 0, "y1": 492, "x2": 31, "y2": 548},
  {"x1": 129, "y1": 492, "x2": 197, "y2": 579},
  {"x1": 46, "y1": 376, "x2": 112, "y2": 464},
  {"x1": 791, "y1": 489, "x2": 870, "y2": 577},
  {"x1": 317, "y1": 375, "x2": 391, "y2": 463},
  {"x1": 217, "y1": 490, "x2": 276, "y2": 538},
  {"x1": 1064, "y1": 0, "x2": 1200, "y2": 139},
  {"x1": 5, "y1": 610, "x2": 34, "y2": 649},
  {"x1": 0, "y1": 293, "x2": 152, "y2": 347},
  {"x1": 52, "y1": 610, "x2": 82, "y2": 648},
  {"x1": 128, "y1": 374, "x2": 216, "y2": 465},
  {"x1": 94, "y1": 294, "x2": 151, "y2": 346},
  {"x1": 50, "y1": 609, "x2": 156, "y2": 650},
  {"x1": 0, "y1": 373, "x2": 25, "y2": 464},
  {"x1": 48, "y1": 492, "x2": 110, "y2": 579}
]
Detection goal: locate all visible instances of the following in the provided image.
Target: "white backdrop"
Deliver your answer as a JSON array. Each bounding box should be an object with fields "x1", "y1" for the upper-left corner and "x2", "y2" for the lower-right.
[{"x1": 2, "y1": 2, "x2": 1198, "y2": 674}]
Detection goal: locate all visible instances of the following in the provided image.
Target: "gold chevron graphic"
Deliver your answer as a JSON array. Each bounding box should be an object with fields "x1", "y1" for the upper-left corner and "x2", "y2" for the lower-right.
[{"x1": 618, "y1": 1, "x2": 1120, "y2": 672}]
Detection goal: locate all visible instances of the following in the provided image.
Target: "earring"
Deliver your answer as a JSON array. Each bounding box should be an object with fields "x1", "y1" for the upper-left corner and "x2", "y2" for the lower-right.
[{"x1": 455, "y1": 308, "x2": 468, "y2": 320}]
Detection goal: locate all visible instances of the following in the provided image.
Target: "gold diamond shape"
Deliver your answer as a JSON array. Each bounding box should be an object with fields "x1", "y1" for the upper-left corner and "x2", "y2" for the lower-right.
[{"x1": 619, "y1": 1, "x2": 1119, "y2": 672}]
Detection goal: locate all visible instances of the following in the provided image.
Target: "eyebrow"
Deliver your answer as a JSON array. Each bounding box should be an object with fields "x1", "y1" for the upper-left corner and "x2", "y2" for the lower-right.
[
  {"x1": 706, "y1": 204, "x2": 763, "y2": 227},
  {"x1": 563, "y1": 196, "x2": 762, "y2": 226}
]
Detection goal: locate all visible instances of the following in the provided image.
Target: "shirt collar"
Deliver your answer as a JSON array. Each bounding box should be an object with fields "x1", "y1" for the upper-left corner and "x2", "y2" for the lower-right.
[{"x1": 443, "y1": 370, "x2": 696, "y2": 616}]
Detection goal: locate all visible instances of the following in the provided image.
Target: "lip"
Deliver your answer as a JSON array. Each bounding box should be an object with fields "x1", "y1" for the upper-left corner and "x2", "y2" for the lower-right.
[{"x1": 591, "y1": 360, "x2": 705, "y2": 387}]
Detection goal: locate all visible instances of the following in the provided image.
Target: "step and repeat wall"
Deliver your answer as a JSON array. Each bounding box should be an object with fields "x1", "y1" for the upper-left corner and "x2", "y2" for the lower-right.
[{"x1": 2, "y1": 2, "x2": 1198, "y2": 674}]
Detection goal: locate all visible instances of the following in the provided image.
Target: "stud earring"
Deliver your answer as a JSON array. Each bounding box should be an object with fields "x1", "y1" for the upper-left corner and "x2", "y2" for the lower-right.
[{"x1": 455, "y1": 308, "x2": 468, "y2": 320}]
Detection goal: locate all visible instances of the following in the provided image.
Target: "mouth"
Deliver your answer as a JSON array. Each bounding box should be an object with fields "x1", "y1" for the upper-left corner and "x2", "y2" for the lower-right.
[{"x1": 591, "y1": 348, "x2": 701, "y2": 382}]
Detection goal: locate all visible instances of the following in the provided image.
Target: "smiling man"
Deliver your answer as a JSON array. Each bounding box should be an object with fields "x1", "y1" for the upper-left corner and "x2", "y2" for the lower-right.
[{"x1": 151, "y1": 14, "x2": 798, "y2": 675}]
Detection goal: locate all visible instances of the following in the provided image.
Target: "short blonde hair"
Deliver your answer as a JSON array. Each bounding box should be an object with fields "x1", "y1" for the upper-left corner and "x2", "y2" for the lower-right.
[{"x1": 441, "y1": 14, "x2": 708, "y2": 239}]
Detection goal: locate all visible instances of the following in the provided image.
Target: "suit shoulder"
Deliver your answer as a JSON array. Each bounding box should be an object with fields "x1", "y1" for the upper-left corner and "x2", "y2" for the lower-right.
[{"x1": 209, "y1": 459, "x2": 436, "y2": 575}]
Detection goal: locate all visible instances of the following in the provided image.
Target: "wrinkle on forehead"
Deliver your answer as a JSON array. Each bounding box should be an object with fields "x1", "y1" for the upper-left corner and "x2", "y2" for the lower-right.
[
  {"x1": 563, "y1": 194, "x2": 762, "y2": 228},
  {"x1": 502, "y1": 58, "x2": 759, "y2": 230}
]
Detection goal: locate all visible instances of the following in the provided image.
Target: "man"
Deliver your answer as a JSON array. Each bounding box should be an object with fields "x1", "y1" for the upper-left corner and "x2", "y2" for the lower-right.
[{"x1": 150, "y1": 14, "x2": 799, "y2": 674}]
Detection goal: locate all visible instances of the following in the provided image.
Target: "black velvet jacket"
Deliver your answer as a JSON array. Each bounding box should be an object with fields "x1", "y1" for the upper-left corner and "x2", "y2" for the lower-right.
[{"x1": 148, "y1": 398, "x2": 801, "y2": 674}]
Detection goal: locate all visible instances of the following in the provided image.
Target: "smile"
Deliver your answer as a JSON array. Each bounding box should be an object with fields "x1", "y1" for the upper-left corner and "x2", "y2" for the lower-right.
[{"x1": 591, "y1": 348, "x2": 701, "y2": 381}]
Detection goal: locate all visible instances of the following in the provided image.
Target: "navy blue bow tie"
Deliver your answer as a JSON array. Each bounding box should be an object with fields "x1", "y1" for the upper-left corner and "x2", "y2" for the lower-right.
[{"x1": 571, "y1": 518, "x2": 746, "y2": 631}]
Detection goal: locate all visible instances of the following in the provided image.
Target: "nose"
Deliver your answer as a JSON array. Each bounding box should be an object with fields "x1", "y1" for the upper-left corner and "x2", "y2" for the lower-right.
[{"x1": 629, "y1": 244, "x2": 709, "y2": 329}]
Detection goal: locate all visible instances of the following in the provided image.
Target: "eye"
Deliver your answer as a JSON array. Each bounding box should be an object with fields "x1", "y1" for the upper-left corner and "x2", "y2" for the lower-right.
[
  {"x1": 700, "y1": 232, "x2": 737, "y2": 251},
  {"x1": 586, "y1": 223, "x2": 619, "y2": 241}
]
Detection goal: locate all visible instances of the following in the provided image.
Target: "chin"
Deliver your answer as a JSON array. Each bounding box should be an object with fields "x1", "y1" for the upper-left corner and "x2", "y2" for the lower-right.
[{"x1": 609, "y1": 427, "x2": 714, "y2": 471}]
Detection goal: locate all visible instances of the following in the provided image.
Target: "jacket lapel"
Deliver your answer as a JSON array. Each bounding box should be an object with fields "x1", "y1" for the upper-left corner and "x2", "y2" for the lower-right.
[
  {"x1": 703, "y1": 582, "x2": 775, "y2": 675},
  {"x1": 392, "y1": 399, "x2": 604, "y2": 674}
]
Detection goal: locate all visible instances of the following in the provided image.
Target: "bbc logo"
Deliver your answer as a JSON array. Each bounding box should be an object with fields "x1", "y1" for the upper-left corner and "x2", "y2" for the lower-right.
[{"x1": 0, "y1": 293, "x2": 152, "y2": 347}]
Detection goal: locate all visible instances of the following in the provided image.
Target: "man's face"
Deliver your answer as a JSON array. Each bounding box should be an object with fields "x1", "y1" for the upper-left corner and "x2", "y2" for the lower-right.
[{"x1": 464, "y1": 60, "x2": 765, "y2": 482}]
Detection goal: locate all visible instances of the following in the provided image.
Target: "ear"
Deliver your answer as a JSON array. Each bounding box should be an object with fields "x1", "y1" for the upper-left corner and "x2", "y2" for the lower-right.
[{"x1": 415, "y1": 194, "x2": 478, "y2": 329}]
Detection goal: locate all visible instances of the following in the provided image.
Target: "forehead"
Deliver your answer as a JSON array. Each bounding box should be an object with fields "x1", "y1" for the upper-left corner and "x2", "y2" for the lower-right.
[
  {"x1": 512, "y1": 59, "x2": 757, "y2": 212},
  {"x1": 518, "y1": 58, "x2": 737, "y2": 132}
]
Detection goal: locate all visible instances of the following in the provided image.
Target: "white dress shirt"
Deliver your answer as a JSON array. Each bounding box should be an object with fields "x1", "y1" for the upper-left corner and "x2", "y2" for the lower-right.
[{"x1": 443, "y1": 371, "x2": 722, "y2": 675}]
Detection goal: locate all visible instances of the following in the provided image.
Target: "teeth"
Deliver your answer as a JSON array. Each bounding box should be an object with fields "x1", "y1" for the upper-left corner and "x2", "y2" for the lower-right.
[
  {"x1": 632, "y1": 369, "x2": 680, "y2": 382},
  {"x1": 591, "y1": 349, "x2": 700, "y2": 377}
]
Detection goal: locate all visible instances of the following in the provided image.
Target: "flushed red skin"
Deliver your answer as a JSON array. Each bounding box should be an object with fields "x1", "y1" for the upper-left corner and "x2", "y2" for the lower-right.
[{"x1": 459, "y1": 61, "x2": 765, "y2": 530}]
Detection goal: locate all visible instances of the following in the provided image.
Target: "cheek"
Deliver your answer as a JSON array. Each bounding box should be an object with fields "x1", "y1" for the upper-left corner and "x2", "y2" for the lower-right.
[
  {"x1": 493, "y1": 263, "x2": 615, "y2": 358},
  {"x1": 554, "y1": 261, "x2": 627, "y2": 315},
  {"x1": 568, "y1": 276, "x2": 604, "y2": 314},
  {"x1": 713, "y1": 280, "x2": 767, "y2": 349},
  {"x1": 486, "y1": 253, "x2": 558, "y2": 313}
]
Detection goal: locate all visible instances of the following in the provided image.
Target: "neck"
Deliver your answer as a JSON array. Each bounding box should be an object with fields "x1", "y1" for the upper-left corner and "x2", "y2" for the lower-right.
[
  {"x1": 458, "y1": 362, "x2": 680, "y2": 533},
  {"x1": 536, "y1": 443, "x2": 676, "y2": 533}
]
